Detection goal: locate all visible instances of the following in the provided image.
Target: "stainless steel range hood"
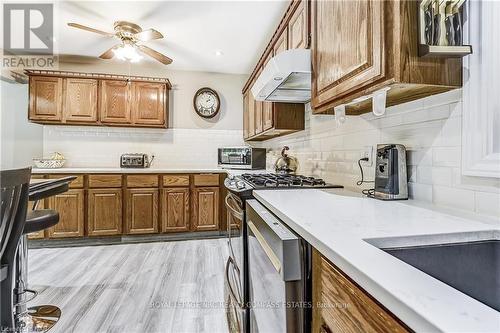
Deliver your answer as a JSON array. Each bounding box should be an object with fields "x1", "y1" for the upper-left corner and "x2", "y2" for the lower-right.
[{"x1": 251, "y1": 49, "x2": 311, "y2": 103}]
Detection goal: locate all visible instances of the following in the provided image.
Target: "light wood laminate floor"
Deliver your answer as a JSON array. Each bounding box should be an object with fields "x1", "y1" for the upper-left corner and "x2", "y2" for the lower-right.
[{"x1": 28, "y1": 239, "x2": 230, "y2": 333}]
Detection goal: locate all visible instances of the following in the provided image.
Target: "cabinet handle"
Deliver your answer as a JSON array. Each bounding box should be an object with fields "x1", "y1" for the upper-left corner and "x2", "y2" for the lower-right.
[{"x1": 320, "y1": 324, "x2": 332, "y2": 333}]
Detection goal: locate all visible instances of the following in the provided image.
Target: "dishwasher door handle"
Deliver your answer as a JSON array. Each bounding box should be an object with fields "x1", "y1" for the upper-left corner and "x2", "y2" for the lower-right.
[{"x1": 247, "y1": 220, "x2": 282, "y2": 274}]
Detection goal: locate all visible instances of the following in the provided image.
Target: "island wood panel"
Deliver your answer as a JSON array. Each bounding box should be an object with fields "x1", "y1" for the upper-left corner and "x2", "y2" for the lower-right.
[
  {"x1": 47, "y1": 174, "x2": 84, "y2": 188},
  {"x1": 311, "y1": 0, "x2": 385, "y2": 110},
  {"x1": 125, "y1": 188, "x2": 159, "y2": 234},
  {"x1": 192, "y1": 187, "x2": 219, "y2": 231},
  {"x1": 87, "y1": 189, "x2": 122, "y2": 236},
  {"x1": 126, "y1": 175, "x2": 159, "y2": 188},
  {"x1": 161, "y1": 188, "x2": 190, "y2": 233},
  {"x1": 47, "y1": 189, "x2": 84, "y2": 238},
  {"x1": 163, "y1": 175, "x2": 190, "y2": 187},
  {"x1": 132, "y1": 82, "x2": 166, "y2": 126},
  {"x1": 288, "y1": 0, "x2": 308, "y2": 49},
  {"x1": 88, "y1": 174, "x2": 122, "y2": 188},
  {"x1": 312, "y1": 249, "x2": 410, "y2": 333},
  {"x1": 29, "y1": 76, "x2": 63, "y2": 121},
  {"x1": 100, "y1": 80, "x2": 132, "y2": 124},
  {"x1": 193, "y1": 174, "x2": 220, "y2": 187},
  {"x1": 63, "y1": 78, "x2": 98, "y2": 123}
]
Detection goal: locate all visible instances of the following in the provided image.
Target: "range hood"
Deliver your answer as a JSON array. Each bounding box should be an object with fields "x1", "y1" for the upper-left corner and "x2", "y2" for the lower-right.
[{"x1": 251, "y1": 48, "x2": 311, "y2": 103}]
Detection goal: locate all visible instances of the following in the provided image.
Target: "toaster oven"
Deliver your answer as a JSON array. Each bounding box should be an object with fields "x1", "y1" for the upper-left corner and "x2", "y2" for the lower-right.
[{"x1": 218, "y1": 147, "x2": 266, "y2": 170}]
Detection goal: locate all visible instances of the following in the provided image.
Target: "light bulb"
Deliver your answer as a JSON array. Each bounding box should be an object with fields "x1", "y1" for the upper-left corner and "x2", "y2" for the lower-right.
[{"x1": 113, "y1": 43, "x2": 143, "y2": 63}]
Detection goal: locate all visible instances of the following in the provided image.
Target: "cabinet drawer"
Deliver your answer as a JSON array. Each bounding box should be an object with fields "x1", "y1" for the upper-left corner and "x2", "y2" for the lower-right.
[
  {"x1": 89, "y1": 174, "x2": 122, "y2": 188},
  {"x1": 193, "y1": 174, "x2": 219, "y2": 186},
  {"x1": 163, "y1": 175, "x2": 190, "y2": 187},
  {"x1": 126, "y1": 175, "x2": 159, "y2": 187},
  {"x1": 48, "y1": 174, "x2": 84, "y2": 188}
]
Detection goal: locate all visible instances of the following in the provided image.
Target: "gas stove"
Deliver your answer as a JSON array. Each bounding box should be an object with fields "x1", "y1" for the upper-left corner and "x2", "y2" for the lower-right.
[{"x1": 225, "y1": 172, "x2": 343, "y2": 197}]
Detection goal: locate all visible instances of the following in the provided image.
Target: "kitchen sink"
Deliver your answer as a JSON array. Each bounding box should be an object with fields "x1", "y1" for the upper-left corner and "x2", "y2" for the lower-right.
[{"x1": 382, "y1": 240, "x2": 500, "y2": 311}]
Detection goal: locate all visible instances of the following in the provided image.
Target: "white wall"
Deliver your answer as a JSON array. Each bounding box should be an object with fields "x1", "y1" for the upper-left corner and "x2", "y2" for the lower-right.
[
  {"x1": 43, "y1": 60, "x2": 246, "y2": 168},
  {"x1": 0, "y1": 80, "x2": 44, "y2": 170},
  {"x1": 252, "y1": 90, "x2": 500, "y2": 219}
]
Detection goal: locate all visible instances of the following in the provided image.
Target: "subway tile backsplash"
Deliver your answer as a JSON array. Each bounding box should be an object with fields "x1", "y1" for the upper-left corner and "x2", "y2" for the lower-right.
[{"x1": 252, "y1": 89, "x2": 500, "y2": 219}]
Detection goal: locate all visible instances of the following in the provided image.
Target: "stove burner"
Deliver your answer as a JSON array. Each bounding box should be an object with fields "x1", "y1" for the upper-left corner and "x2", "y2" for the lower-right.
[{"x1": 241, "y1": 173, "x2": 328, "y2": 188}]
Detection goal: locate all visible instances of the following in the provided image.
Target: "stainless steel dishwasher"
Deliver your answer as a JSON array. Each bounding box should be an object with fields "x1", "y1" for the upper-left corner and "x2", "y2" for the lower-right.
[{"x1": 246, "y1": 199, "x2": 311, "y2": 333}]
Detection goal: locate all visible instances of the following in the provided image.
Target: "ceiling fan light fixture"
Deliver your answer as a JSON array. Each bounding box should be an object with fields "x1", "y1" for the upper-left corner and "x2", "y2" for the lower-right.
[{"x1": 113, "y1": 43, "x2": 143, "y2": 63}]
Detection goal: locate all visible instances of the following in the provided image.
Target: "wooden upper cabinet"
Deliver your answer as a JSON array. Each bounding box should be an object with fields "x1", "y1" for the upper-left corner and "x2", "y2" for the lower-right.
[
  {"x1": 311, "y1": 0, "x2": 385, "y2": 109},
  {"x1": 192, "y1": 187, "x2": 219, "y2": 232},
  {"x1": 88, "y1": 188, "x2": 122, "y2": 237},
  {"x1": 63, "y1": 78, "x2": 98, "y2": 123},
  {"x1": 254, "y1": 68, "x2": 264, "y2": 135},
  {"x1": 29, "y1": 76, "x2": 63, "y2": 121},
  {"x1": 125, "y1": 188, "x2": 159, "y2": 235},
  {"x1": 99, "y1": 80, "x2": 132, "y2": 124},
  {"x1": 262, "y1": 52, "x2": 274, "y2": 131},
  {"x1": 288, "y1": 1, "x2": 308, "y2": 49},
  {"x1": 243, "y1": 91, "x2": 250, "y2": 139},
  {"x1": 273, "y1": 28, "x2": 288, "y2": 55},
  {"x1": 248, "y1": 90, "x2": 256, "y2": 137},
  {"x1": 161, "y1": 188, "x2": 190, "y2": 233},
  {"x1": 132, "y1": 82, "x2": 166, "y2": 126},
  {"x1": 47, "y1": 189, "x2": 84, "y2": 238}
]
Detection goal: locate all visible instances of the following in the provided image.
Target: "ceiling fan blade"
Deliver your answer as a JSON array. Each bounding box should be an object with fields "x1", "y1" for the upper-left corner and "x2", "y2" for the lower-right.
[
  {"x1": 133, "y1": 29, "x2": 163, "y2": 42},
  {"x1": 99, "y1": 45, "x2": 119, "y2": 59},
  {"x1": 67, "y1": 23, "x2": 114, "y2": 36},
  {"x1": 137, "y1": 45, "x2": 172, "y2": 65}
]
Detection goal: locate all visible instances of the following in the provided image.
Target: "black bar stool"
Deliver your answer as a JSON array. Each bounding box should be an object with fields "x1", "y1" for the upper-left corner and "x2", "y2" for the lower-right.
[
  {"x1": 1, "y1": 167, "x2": 31, "y2": 331},
  {"x1": 13, "y1": 176, "x2": 75, "y2": 332}
]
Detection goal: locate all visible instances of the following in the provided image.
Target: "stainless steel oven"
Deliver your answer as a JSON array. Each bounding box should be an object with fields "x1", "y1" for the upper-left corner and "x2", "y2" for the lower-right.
[
  {"x1": 218, "y1": 147, "x2": 267, "y2": 170},
  {"x1": 224, "y1": 191, "x2": 248, "y2": 333},
  {"x1": 246, "y1": 199, "x2": 311, "y2": 333}
]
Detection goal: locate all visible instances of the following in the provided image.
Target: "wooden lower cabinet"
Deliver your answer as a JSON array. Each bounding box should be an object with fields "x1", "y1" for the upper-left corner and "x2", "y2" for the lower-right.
[
  {"x1": 125, "y1": 188, "x2": 159, "y2": 234},
  {"x1": 47, "y1": 189, "x2": 84, "y2": 238},
  {"x1": 192, "y1": 187, "x2": 219, "y2": 231},
  {"x1": 312, "y1": 249, "x2": 409, "y2": 333},
  {"x1": 88, "y1": 189, "x2": 122, "y2": 236},
  {"x1": 161, "y1": 188, "x2": 190, "y2": 233}
]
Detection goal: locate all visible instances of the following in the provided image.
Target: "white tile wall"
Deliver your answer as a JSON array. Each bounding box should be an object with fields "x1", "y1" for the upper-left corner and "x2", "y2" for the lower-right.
[
  {"x1": 252, "y1": 89, "x2": 500, "y2": 219},
  {"x1": 43, "y1": 126, "x2": 244, "y2": 169}
]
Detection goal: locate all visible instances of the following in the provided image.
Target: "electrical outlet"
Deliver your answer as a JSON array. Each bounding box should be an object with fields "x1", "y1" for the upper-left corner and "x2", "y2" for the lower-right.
[{"x1": 361, "y1": 145, "x2": 373, "y2": 166}]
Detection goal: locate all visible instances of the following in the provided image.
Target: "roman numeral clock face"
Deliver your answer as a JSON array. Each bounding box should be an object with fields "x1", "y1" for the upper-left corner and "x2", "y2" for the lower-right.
[{"x1": 193, "y1": 87, "x2": 220, "y2": 118}]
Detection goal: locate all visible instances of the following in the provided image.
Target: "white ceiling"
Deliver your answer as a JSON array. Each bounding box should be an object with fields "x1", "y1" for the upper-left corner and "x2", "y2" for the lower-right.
[{"x1": 53, "y1": 0, "x2": 289, "y2": 74}]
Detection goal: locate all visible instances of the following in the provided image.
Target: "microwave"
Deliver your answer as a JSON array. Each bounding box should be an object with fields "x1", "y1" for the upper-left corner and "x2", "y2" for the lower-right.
[{"x1": 218, "y1": 147, "x2": 266, "y2": 170}]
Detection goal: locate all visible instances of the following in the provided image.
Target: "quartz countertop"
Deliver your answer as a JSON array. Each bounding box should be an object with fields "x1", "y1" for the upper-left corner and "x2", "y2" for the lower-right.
[
  {"x1": 31, "y1": 167, "x2": 230, "y2": 174},
  {"x1": 253, "y1": 188, "x2": 500, "y2": 332}
]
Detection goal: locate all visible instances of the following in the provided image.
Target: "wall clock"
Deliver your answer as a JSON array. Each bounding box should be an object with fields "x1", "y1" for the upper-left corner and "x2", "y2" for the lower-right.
[{"x1": 193, "y1": 87, "x2": 220, "y2": 118}]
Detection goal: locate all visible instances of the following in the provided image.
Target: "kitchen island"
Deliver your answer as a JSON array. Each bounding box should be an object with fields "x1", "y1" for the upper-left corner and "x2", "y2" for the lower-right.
[{"x1": 253, "y1": 189, "x2": 500, "y2": 333}]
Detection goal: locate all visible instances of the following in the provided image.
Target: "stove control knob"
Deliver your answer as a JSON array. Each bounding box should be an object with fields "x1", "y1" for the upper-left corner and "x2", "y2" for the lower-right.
[
  {"x1": 236, "y1": 181, "x2": 246, "y2": 189},
  {"x1": 228, "y1": 174, "x2": 235, "y2": 180}
]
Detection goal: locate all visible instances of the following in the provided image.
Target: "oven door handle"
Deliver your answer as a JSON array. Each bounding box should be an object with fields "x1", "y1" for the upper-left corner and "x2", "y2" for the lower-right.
[
  {"x1": 225, "y1": 193, "x2": 243, "y2": 219},
  {"x1": 247, "y1": 220, "x2": 282, "y2": 274},
  {"x1": 225, "y1": 257, "x2": 244, "y2": 309}
]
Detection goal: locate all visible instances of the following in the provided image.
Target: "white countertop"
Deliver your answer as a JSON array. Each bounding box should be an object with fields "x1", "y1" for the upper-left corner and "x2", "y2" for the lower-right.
[
  {"x1": 253, "y1": 189, "x2": 500, "y2": 332},
  {"x1": 32, "y1": 167, "x2": 230, "y2": 174}
]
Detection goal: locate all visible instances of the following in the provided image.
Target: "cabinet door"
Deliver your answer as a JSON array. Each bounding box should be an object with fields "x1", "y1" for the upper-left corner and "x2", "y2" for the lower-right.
[
  {"x1": 192, "y1": 187, "x2": 219, "y2": 231},
  {"x1": 47, "y1": 189, "x2": 84, "y2": 238},
  {"x1": 273, "y1": 28, "x2": 288, "y2": 55},
  {"x1": 254, "y1": 96, "x2": 263, "y2": 134},
  {"x1": 161, "y1": 188, "x2": 190, "y2": 233},
  {"x1": 125, "y1": 188, "x2": 159, "y2": 234},
  {"x1": 29, "y1": 76, "x2": 63, "y2": 121},
  {"x1": 288, "y1": 1, "x2": 308, "y2": 49},
  {"x1": 88, "y1": 189, "x2": 122, "y2": 236},
  {"x1": 64, "y1": 78, "x2": 98, "y2": 123},
  {"x1": 132, "y1": 82, "x2": 166, "y2": 126},
  {"x1": 100, "y1": 80, "x2": 131, "y2": 124},
  {"x1": 243, "y1": 91, "x2": 250, "y2": 139},
  {"x1": 262, "y1": 52, "x2": 274, "y2": 131},
  {"x1": 248, "y1": 90, "x2": 256, "y2": 137},
  {"x1": 311, "y1": 0, "x2": 384, "y2": 109}
]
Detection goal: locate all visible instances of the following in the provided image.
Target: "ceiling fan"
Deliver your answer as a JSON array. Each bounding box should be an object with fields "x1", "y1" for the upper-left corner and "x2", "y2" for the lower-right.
[{"x1": 67, "y1": 21, "x2": 172, "y2": 65}]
